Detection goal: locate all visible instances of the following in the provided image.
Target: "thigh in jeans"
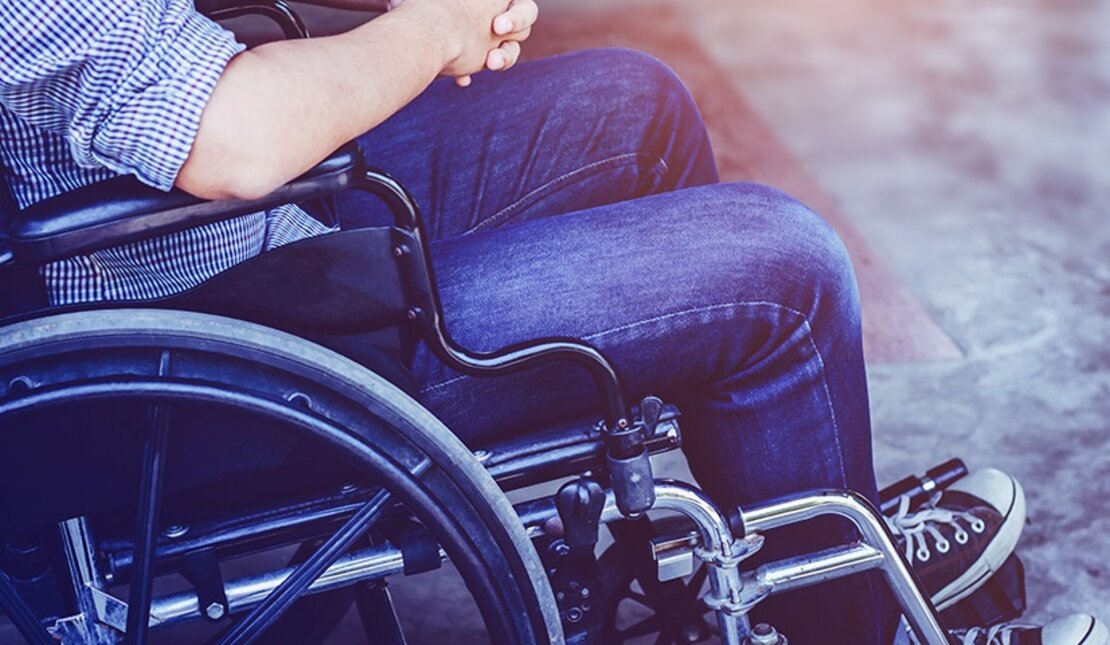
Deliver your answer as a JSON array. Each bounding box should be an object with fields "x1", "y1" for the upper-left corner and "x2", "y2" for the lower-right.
[{"x1": 331, "y1": 48, "x2": 717, "y2": 236}]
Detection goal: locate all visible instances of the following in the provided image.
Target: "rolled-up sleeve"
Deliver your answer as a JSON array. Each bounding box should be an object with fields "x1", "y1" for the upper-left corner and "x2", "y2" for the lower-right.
[{"x1": 0, "y1": 0, "x2": 244, "y2": 190}]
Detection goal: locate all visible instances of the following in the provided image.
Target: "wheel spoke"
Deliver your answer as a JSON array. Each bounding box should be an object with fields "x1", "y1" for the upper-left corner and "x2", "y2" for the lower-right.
[
  {"x1": 619, "y1": 614, "x2": 663, "y2": 640},
  {"x1": 0, "y1": 569, "x2": 53, "y2": 645},
  {"x1": 218, "y1": 488, "x2": 392, "y2": 644},
  {"x1": 626, "y1": 590, "x2": 660, "y2": 611},
  {"x1": 355, "y1": 581, "x2": 406, "y2": 645},
  {"x1": 127, "y1": 401, "x2": 172, "y2": 644}
]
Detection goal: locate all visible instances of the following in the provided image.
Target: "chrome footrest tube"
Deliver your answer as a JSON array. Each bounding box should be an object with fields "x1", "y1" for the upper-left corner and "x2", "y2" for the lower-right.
[
  {"x1": 742, "y1": 490, "x2": 950, "y2": 645},
  {"x1": 534, "y1": 482, "x2": 950, "y2": 645}
]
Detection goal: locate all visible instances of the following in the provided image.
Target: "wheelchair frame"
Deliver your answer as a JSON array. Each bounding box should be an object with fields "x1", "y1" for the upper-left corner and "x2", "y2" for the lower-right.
[{"x1": 0, "y1": 2, "x2": 956, "y2": 643}]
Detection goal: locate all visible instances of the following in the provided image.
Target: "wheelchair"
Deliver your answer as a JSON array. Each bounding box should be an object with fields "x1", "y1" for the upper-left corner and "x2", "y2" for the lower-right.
[{"x1": 0, "y1": 3, "x2": 1023, "y2": 644}]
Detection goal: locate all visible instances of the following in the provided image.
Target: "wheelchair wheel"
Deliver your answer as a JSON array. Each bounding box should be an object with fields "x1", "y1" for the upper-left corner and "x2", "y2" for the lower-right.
[
  {"x1": 0, "y1": 310, "x2": 561, "y2": 644},
  {"x1": 598, "y1": 517, "x2": 713, "y2": 644}
]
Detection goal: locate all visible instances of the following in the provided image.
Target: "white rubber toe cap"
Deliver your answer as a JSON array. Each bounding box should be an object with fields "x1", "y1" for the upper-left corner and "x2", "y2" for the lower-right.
[
  {"x1": 1042, "y1": 614, "x2": 1110, "y2": 645},
  {"x1": 947, "y1": 467, "x2": 1025, "y2": 523}
]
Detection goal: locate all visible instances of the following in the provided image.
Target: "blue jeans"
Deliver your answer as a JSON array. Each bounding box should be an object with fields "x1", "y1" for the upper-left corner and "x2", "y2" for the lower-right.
[{"x1": 334, "y1": 48, "x2": 896, "y2": 644}]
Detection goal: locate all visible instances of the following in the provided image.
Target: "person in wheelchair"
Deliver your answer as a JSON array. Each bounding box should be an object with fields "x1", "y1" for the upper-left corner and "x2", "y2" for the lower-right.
[{"x1": 0, "y1": 0, "x2": 1105, "y2": 643}]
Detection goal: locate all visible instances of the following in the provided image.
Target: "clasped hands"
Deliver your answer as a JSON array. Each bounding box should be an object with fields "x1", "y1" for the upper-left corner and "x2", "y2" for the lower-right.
[{"x1": 387, "y1": 0, "x2": 539, "y2": 87}]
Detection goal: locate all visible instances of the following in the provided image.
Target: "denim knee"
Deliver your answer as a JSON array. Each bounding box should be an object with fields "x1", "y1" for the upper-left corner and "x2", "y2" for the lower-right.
[
  {"x1": 554, "y1": 48, "x2": 692, "y2": 104},
  {"x1": 710, "y1": 182, "x2": 862, "y2": 329},
  {"x1": 549, "y1": 48, "x2": 715, "y2": 181}
]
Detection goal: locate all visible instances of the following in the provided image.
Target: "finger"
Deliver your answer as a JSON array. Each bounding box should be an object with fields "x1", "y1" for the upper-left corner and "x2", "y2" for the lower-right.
[
  {"x1": 499, "y1": 26, "x2": 531, "y2": 44},
  {"x1": 486, "y1": 41, "x2": 521, "y2": 71},
  {"x1": 501, "y1": 41, "x2": 522, "y2": 70},
  {"x1": 493, "y1": 0, "x2": 539, "y2": 37},
  {"x1": 455, "y1": 75, "x2": 472, "y2": 87}
]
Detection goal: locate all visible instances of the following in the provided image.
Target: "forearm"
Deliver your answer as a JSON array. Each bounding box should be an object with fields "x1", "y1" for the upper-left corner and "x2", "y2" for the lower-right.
[
  {"x1": 177, "y1": 5, "x2": 449, "y2": 200},
  {"x1": 293, "y1": 0, "x2": 389, "y2": 11}
]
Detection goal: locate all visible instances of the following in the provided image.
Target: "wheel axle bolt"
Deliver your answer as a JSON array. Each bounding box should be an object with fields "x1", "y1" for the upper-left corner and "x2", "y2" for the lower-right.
[
  {"x1": 749, "y1": 623, "x2": 786, "y2": 645},
  {"x1": 580, "y1": 586, "x2": 590, "y2": 598},
  {"x1": 206, "y1": 602, "x2": 226, "y2": 620},
  {"x1": 567, "y1": 608, "x2": 583, "y2": 623}
]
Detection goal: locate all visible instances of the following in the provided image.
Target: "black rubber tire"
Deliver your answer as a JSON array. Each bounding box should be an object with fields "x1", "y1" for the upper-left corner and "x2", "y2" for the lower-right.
[{"x1": 0, "y1": 310, "x2": 562, "y2": 644}]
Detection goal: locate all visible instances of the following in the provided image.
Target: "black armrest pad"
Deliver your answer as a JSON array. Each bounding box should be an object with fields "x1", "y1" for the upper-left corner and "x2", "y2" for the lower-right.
[{"x1": 8, "y1": 146, "x2": 361, "y2": 263}]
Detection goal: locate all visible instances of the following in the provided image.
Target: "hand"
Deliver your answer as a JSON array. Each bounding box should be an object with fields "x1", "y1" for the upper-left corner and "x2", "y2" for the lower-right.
[
  {"x1": 450, "y1": 0, "x2": 539, "y2": 87},
  {"x1": 485, "y1": 0, "x2": 538, "y2": 71},
  {"x1": 454, "y1": 0, "x2": 537, "y2": 86}
]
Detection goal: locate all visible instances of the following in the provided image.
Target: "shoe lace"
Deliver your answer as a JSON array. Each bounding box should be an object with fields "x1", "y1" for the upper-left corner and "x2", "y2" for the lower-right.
[
  {"x1": 884, "y1": 493, "x2": 987, "y2": 564},
  {"x1": 958, "y1": 622, "x2": 1037, "y2": 645}
]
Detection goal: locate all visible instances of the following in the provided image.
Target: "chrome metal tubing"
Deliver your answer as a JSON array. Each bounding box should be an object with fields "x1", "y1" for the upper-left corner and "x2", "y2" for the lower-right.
[
  {"x1": 747, "y1": 543, "x2": 884, "y2": 596},
  {"x1": 585, "y1": 481, "x2": 749, "y2": 644},
  {"x1": 742, "y1": 490, "x2": 949, "y2": 645},
  {"x1": 650, "y1": 481, "x2": 749, "y2": 645},
  {"x1": 56, "y1": 518, "x2": 120, "y2": 644},
  {"x1": 149, "y1": 542, "x2": 443, "y2": 627}
]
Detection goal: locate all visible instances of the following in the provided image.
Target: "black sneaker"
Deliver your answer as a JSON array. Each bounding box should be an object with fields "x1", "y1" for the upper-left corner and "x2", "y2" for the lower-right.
[
  {"x1": 951, "y1": 614, "x2": 1110, "y2": 644},
  {"x1": 885, "y1": 468, "x2": 1025, "y2": 610}
]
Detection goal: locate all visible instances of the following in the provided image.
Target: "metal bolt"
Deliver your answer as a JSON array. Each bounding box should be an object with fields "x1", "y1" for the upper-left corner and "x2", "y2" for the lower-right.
[
  {"x1": 567, "y1": 608, "x2": 583, "y2": 623},
  {"x1": 162, "y1": 524, "x2": 188, "y2": 539},
  {"x1": 579, "y1": 586, "x2": 590, "y2": 598},
  {"x1": 472, "y1": 449, "x2": 491, "y2": 463},
  {"x1": 392, "y1": 245, "x2": 410, "y2": 257},
  {"x1": 206, "y1": 602, "x2": 226, "y2": 620},
  {"x1": 406, "y1": 308, "x2": 421, "y2": 321},
  {"x1": 7, "y1": 376, "x2": 33, "y2": 393},
  {"x1": 749, "y1": 623, "x2": 783, "y2": 645},
  {"x1": 554, "y1": 543, "x2": 570, "y2": 557},
  {"x1": 682, "y1": 624, "x2": 703, "y2": 642},
  {"x1": 285, "y1": 392, "x2": 313, "y2": 409}
]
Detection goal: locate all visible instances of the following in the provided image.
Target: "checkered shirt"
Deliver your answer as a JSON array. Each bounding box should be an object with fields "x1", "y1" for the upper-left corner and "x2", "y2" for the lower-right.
[{"x1": 0, "y1": 0, "x2": 332, "y2": 305}]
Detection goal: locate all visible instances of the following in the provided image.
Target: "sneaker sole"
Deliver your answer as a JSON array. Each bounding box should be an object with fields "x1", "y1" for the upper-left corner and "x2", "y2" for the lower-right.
[
  {"x1": 931, "y1": 472, "x2": 1026, "y2": 610},
  {"x1": 1077, "y1": 617, "x2": 1110, "y2": 645}
]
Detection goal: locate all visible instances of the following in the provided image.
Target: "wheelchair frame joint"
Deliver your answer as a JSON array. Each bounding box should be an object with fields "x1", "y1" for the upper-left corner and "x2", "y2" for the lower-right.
[
  {"x1": 379, "y1": 518, "x2": 442, "y2": 576},
  {"x1": 602, "y1": 396, "x2": 672, "y2": 517},
  {"x1": 702, "y1": 575, "x2": 771, "y2": 619},
  {"x1": 694, "y1": 533, "x2": 765, "y2": 570},
  {"x1": 182, "y1": 548, "x2": 227, "y2": 623}
]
